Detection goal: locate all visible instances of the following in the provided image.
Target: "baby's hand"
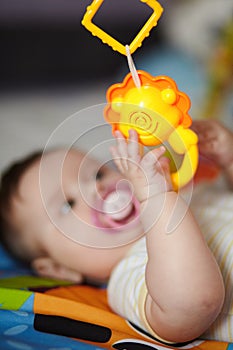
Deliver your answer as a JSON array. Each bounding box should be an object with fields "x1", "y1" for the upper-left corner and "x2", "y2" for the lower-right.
[
  {"x1": 192, "y1": 120, "x2": 233, "y2": 168},
  {"x1": 110, "y1": 129, "x2": 173, "y2": 203}
]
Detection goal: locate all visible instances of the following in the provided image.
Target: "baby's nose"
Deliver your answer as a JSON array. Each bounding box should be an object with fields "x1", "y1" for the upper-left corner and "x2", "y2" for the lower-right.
[{"x1": 93, "y1": 179, "x2": 105, "y2": 198}]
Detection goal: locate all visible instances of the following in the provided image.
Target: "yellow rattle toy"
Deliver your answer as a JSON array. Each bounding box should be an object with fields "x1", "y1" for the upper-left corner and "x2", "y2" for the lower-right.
[
  {"x1": 104, "y1": 70, "x2": 198, "y2": 190},
  {"x1": 82, "y1": 0, "x2": 199, "y2": 190}
]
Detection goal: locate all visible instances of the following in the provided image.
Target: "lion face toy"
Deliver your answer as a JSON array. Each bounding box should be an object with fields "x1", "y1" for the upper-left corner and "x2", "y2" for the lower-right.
[{"x1": 104, "y1": 70, "x2": 199, "y2": 190}]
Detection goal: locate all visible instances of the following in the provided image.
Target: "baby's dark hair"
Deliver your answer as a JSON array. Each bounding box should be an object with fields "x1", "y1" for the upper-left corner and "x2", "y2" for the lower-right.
[{"x1": 0, "y1": 151, "x2": 43, "y2": 263}]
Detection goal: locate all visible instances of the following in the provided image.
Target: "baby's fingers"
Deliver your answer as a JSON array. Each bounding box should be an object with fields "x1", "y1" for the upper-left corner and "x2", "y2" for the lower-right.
[
  {"x1": 127, "y1": 129, "x2": 140, "y2": 160},
  {"x1": 114, "y1": 130, "x2": 127, "y2": 155},
  {"x1": 141, "y1": 146, "x2": 166, "y2": 171},
  {"x1": 111, "y1": 129, "x2": 142, "y2": 173},
  {"x1": 113, "y1": 130, "x2": 129, "y2": 171},
  {"x1": 110, "y1": 145, "x2": 125, "y2": 174}
]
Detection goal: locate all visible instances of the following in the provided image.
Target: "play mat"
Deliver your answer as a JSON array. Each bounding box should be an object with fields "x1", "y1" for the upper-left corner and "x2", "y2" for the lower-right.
[{"x1": 0, "y1": 246, "x2": 233, "y2": 350}]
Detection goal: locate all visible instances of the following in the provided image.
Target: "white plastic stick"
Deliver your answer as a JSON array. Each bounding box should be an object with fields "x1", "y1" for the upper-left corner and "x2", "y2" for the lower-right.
[{"x1": 125, "y1": 45, "x2": 141, "y2": 88}]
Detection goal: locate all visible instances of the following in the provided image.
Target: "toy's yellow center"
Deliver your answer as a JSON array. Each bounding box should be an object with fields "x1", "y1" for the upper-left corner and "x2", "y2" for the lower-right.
[{"x1": 112, "y1": 86, "x2": 182, "y2": 146}]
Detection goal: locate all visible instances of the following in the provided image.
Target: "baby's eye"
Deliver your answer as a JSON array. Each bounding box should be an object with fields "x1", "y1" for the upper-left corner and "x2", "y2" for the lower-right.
[
  {"x1": 96, "y1": 168, "x2": 105, "y2": 180},
  {"x1": 61, "y1": 199, "x2": 76, "y2": 215}
]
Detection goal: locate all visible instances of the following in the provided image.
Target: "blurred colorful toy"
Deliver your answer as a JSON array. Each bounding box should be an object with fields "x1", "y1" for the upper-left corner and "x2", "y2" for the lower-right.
[{"x1": 104, "y1": 70, "x2": 199, "y2": 190}]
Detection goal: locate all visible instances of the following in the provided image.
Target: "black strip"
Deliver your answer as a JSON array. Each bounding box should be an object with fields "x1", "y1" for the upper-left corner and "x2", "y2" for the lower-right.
[
  {"x1": 113, "y1": 342, "x2": 160, "y2": 349},
  {"x1": 128, "y1": 322, "x2": 195, "y2": 347},
  {"x1": 34, "y1": 314, "x2": 111, "y2": 343}
]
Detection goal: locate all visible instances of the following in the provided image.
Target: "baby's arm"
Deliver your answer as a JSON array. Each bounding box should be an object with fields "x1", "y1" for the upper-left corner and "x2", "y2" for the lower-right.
[
  {"x1": 111, "y1": 129, "x2": 225, "y2": 343},
  {"x1": 192, "y1": 120, "x2": 233, "y2": 188}
]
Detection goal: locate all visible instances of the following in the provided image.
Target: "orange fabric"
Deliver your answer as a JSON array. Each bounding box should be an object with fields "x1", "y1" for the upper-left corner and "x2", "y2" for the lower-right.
[
  {"x1": 45, "y1": 285, "x2": 109, "y2": 310},
  {"x1": 33, "y1": 285, "x2": 230, "y2": 349},
  {"x1": 34, "y1": 286, "x2": 153, "y2": 348}
]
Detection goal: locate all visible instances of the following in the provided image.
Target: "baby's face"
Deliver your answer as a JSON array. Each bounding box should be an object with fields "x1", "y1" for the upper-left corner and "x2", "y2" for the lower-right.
[{"x1": 13, "y1": 148, "x2": 143, "y2": 281}]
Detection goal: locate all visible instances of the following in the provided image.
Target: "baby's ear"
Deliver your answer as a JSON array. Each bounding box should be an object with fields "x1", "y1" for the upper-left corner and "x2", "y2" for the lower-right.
[{"x1": 31, "y1": 257, "x2": 84, "y2": 283}]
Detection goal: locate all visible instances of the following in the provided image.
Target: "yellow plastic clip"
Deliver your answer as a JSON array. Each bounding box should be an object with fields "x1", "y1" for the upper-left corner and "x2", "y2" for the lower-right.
[{"x1": 82, "y1": 0, "x2": 163, "y2": 55}]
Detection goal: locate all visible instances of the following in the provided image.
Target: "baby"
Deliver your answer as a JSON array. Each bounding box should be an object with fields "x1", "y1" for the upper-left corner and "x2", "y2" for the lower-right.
[{"x1": 0, "y1": 119, "x2": 232, "y2": 343}]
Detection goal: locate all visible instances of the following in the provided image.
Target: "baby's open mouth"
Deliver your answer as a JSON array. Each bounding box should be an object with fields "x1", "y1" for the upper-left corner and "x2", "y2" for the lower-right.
[{"x1": 91, "y1": 185, "x2": 140, "y2": 232}]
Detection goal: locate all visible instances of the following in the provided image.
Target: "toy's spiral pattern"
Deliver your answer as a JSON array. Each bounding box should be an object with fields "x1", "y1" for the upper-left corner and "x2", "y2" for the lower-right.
[{"x1": 129, "y1": 111, "x2": 157, "y2": 134}]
